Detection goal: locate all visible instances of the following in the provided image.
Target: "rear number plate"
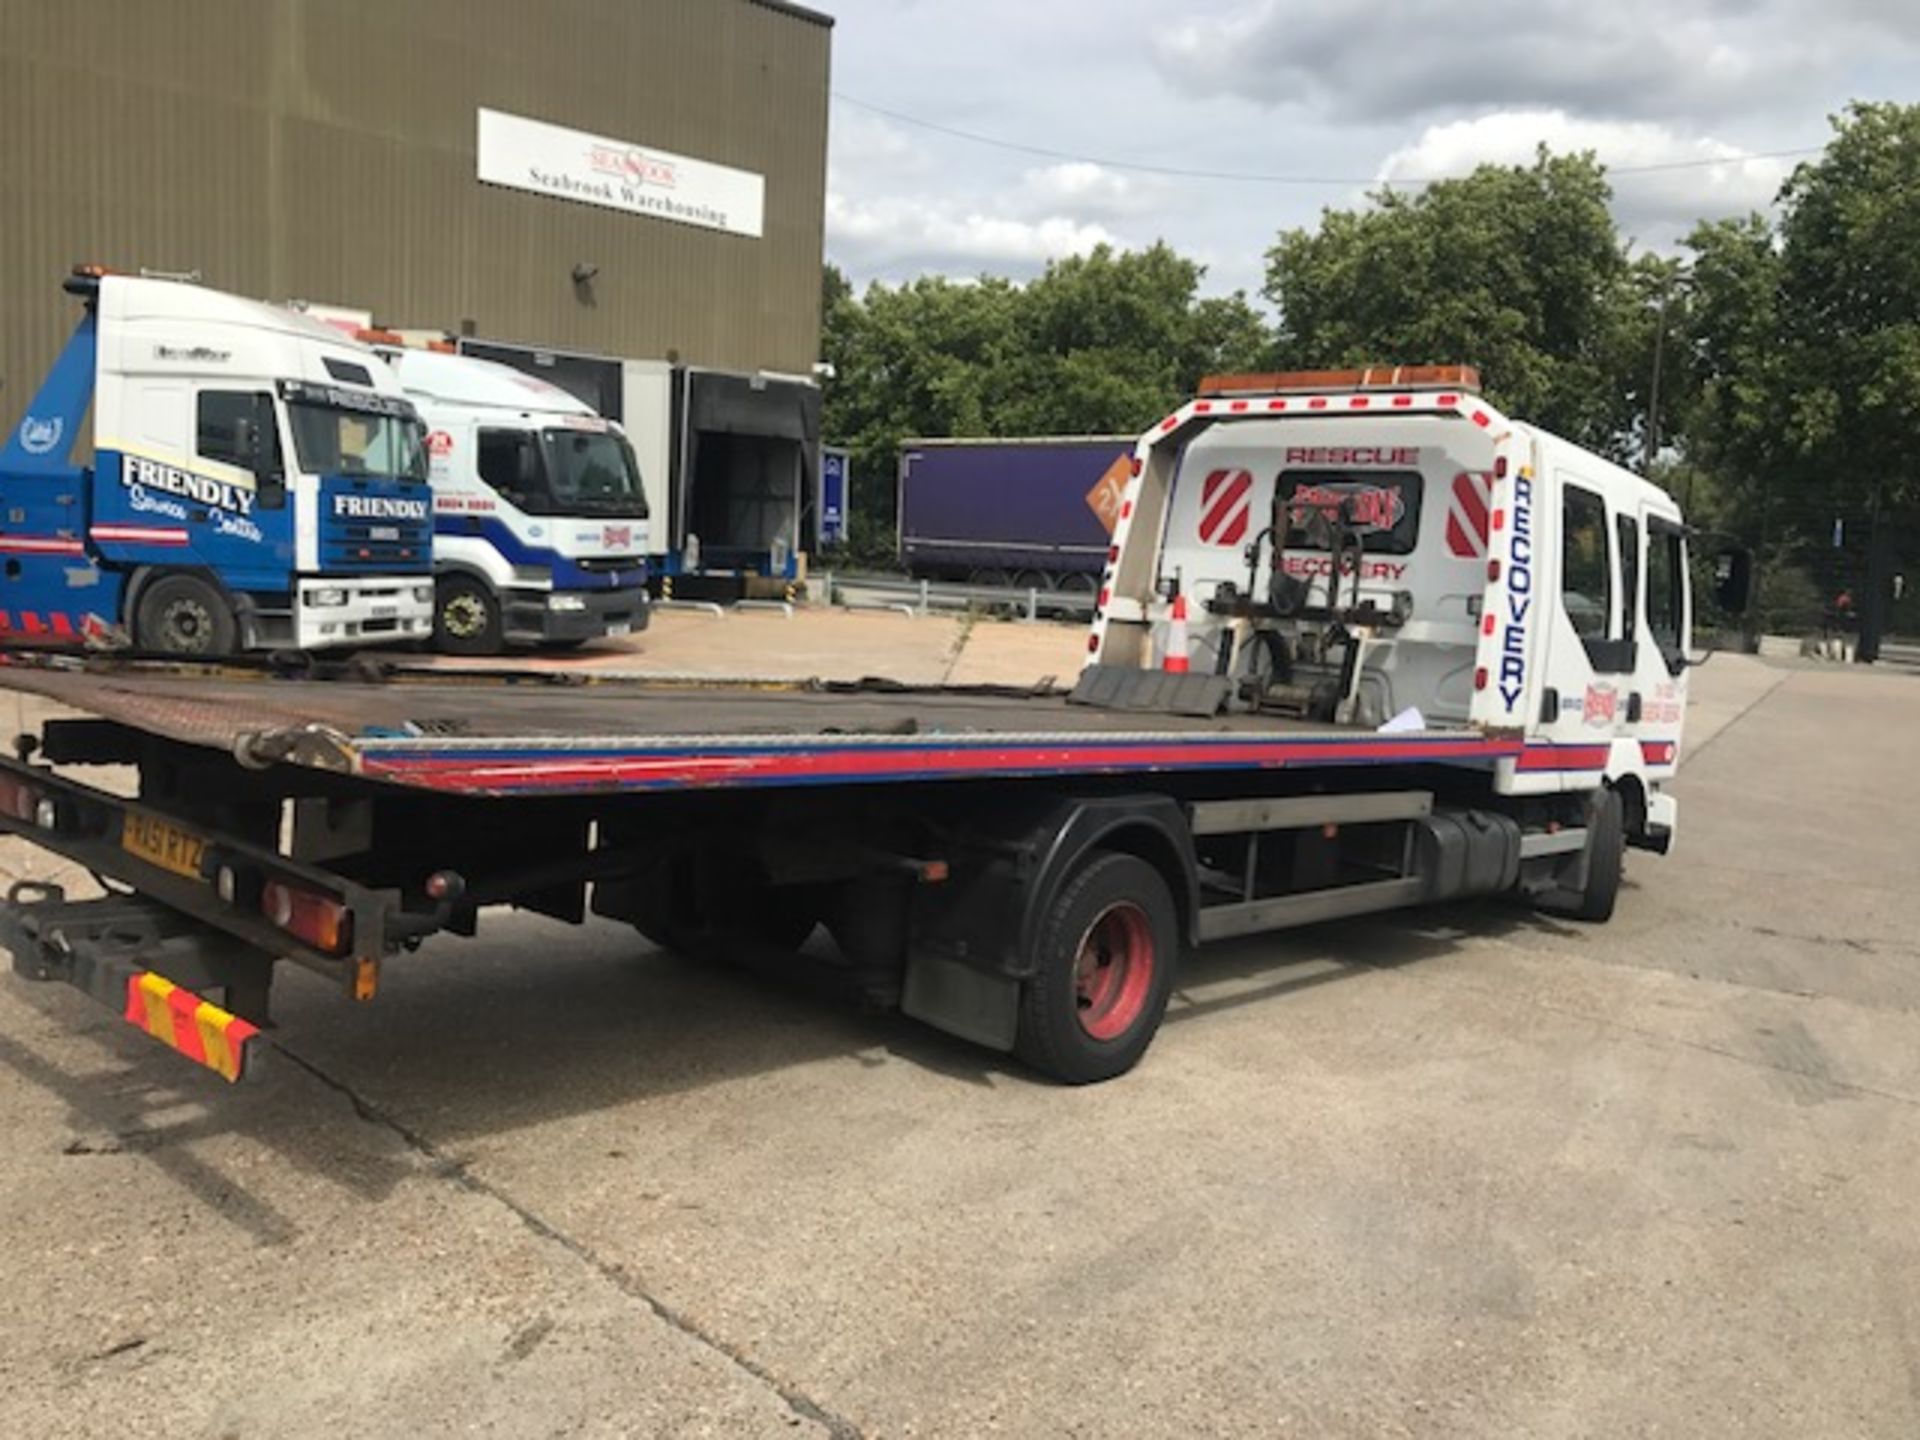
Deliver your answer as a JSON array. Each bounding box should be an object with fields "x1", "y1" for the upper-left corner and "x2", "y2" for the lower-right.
[
  {"x1": 371, "y1": 526, "x2": 400, "y2": 541},
  {"x1": 123, "y1": 813, "x2": 206, "y2": 881}
]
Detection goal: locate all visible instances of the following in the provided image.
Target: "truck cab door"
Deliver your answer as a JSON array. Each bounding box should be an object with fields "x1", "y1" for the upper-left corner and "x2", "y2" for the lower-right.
[
  {"x1": 1635, "y1": 508, "x2": 1691, "y2": 768},
  {"x1": 1523, "y1": 467, "x2": 1634, "y2": 787}
]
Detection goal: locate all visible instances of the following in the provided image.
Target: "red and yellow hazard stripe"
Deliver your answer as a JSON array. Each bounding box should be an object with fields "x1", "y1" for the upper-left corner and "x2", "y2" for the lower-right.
[{"x1": 122, "y1": 971, "x2": 261, "y2": 1082}]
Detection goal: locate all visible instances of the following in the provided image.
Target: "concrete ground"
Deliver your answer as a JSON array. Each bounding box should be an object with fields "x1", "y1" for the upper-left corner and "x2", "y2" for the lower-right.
[
  {"x1": 1, "y1": 623, "x2": 1918, "y2": 1438},
  {"x1": 420, "y1": 607, "x2": 1074, "y2": 687}
]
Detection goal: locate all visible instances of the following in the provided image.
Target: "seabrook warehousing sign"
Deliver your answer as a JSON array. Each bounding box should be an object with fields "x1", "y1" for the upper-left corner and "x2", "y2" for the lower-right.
[{"x1": 476, "y1": 108, "x2": 765, "y2": 240}]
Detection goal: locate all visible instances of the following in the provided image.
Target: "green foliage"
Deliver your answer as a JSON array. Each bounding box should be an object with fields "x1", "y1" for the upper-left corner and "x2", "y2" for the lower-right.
[
  {"x1": 1776, "y1": 103, "x2": 1920, "y2": 514},
  {"x1": 1264, "y1": 149, "x2": 1653, "y2": 458},
  {"x1": 819, "y1": 105, "x2": 1919, "y2": 615},
  {"x1": 820, "y1": 246, "x2": 1268, "y2": 531},
  {"x1": 1752, "y1": 555, "x2": 1827, "y2": 637},
  {"x1": 1674, "y1": 102, "x2": 1920, "y2": 650}
]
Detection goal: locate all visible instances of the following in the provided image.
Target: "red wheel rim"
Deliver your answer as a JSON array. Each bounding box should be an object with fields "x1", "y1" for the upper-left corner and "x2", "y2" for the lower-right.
[{"x1": 1073, "y1": 901, "x2": 1155, "y2": 1041}]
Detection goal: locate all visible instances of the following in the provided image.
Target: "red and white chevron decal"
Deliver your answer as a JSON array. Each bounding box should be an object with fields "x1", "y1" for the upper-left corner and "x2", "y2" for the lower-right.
[
  {"x1": 1444, "y1": 471, "x2": 1494, "y2": 558},
  {"x1": 1197, "y1": 468, "x2": 1253, "y2": 546}
]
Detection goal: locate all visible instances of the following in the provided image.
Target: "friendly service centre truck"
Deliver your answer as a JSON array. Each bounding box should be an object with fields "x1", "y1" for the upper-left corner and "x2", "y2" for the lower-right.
[
  {"x1": 0, "y1": 268, "x2": 434, "y2": 653},
  {"x1": 456, "y1": 336, "x2": 822, "y2": 600},
  {"x1": 369, "y1": 339, "x2": 651, "y2": 654},
  {"x1": 0, "y1": 366, "x2": 1745, "y2": 1086}
]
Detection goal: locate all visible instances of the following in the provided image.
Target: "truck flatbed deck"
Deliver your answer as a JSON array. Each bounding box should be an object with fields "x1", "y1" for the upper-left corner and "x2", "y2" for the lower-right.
[{"x1": 0, "y1": 656, "x2": 1554, "y2": 798}]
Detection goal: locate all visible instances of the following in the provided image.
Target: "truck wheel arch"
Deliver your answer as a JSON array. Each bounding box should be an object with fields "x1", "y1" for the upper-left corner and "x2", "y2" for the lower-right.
[
  {"x1": 1609, "y1": 771, "x2": 1649, "y2": 844},
  {"x1": 122, "y1": 565, "x2": 247, "y2": 632},
  {"x1": 1019, "y1": 797, "x2": 1200, "y2": 959}
]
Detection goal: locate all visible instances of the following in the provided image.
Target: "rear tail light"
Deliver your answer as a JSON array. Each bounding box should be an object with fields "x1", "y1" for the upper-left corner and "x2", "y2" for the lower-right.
[
  {"x1": 0, "y1": 773, "x2": 60, "y2": 829},
  {"x1": 261, "y1": 879, "x2": 353, "y2": 954},
  {"x1": 0, "y1": 773, "x2": 42, "y2": 822}
]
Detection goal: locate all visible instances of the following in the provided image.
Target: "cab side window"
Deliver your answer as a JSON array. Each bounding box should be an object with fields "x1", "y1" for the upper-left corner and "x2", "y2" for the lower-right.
[
  {"x1": 1616, "y1": 513, "x2": 1640, "y2": 639},
  {"x1": 1561, "y1": 484, "x2": 1611, "y2": 640},
  {"x1": 1646, "y1": 521, "x2": 1689, "y2": 673},
  {"x1": 196, "y1": 390, "x2": 280, "y2": 474},
  {"x1": 477, "y1": 428, "x2": 541, "y2": 509}
]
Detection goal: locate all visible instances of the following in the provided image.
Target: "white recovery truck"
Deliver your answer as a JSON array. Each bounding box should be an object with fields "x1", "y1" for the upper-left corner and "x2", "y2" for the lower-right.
[
  {"x1": 370, "y1": 339, "x2": 652, "y2": 653},
  {"x1": 0, "y1": 366, "x2": 1748, "y2": 1088}
]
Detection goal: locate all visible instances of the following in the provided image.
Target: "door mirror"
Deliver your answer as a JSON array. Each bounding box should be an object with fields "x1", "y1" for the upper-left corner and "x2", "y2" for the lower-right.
[{"x1": 1712, "y1": 547, "x2": 1753, "y2": 616}]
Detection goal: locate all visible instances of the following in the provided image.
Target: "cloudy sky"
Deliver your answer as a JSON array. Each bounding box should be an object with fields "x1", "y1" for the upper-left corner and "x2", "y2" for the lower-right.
[{"x1": 821, "y1": 0, "x2": 1920, "y2": 298}]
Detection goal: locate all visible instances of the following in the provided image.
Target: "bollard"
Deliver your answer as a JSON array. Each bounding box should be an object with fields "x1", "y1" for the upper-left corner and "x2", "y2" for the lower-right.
[
  {"x1": 1026, "y1": 587, "x2": 1038, "y2": 623},
  {"x1": 919, "y1": 578, "x2": 930, "y2": 615}
]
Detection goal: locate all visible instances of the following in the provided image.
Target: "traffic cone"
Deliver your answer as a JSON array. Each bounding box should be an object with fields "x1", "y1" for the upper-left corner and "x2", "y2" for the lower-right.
[{"x1": 1163, "y1": 592, "x2": 1191, "y2": 674}]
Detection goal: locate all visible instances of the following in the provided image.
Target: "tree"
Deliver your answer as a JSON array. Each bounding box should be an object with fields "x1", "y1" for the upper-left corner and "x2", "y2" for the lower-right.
[
  {"x1": 1264, "y1": 150, "x2": 1653, "y2": 458},
  {"x1": 1674, "y1": 103, "x2": 1920, "y2": 651},
  {"x1": 1773, "y1": 103, "x2": 1920, "y2": 656},
  {"x1": 820, "y1": 244, "x2": 1269, "y2": 545}
]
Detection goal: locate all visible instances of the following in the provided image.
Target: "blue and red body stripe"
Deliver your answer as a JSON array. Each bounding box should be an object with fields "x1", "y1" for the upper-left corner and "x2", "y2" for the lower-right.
[
  {"x1": 435, "y1": 514, "x2": 648, "y2": 590},
  {"x1": 352, "y1": 730, "x2": 1554, "y2": 796},
  {"x1": 1514, "y1": 742, "x2": 1612, "y2": 773}
]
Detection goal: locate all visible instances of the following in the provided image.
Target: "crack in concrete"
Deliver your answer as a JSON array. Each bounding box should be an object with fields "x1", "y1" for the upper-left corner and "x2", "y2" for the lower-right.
[
  {"x1": 1739, "y1": 922, "x2": 1919, "y2": 960},
  {"x1": 271, "y1": 1043, "x2": 865, "y2": 1440}
]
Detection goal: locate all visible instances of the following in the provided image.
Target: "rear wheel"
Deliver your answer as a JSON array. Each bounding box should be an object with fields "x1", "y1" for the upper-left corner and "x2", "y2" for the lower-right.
[
  {"x1": 1016, "y1": 852, "x2": 1178, "y2": 1084},
  {"x1": 135, "y1": 574, "x2": 237, "y2": 656},
  {"x1": 435, "y1": 575, "x2": 502, "y2": 655}
]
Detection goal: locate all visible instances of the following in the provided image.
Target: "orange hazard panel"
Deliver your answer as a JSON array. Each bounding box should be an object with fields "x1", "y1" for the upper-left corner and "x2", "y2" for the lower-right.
[
  {"x1": 1197, "y1": 364, "x2": 1482, "y2": 397},
  {"x1": 123, "y1": 971, "x2": 261, "y2": 1083}
]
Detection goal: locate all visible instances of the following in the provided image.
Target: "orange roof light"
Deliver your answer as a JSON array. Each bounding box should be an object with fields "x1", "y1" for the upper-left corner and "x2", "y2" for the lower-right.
[
  {"x1": 1197, "y1": 364, "x2": 1482, "y2": 398},
  {"x1": 70, "y1": 263, "x2": 117, "y2": 279},
  {"x1": 356, "y1": 327, "x2": 458, "y2": 354}
]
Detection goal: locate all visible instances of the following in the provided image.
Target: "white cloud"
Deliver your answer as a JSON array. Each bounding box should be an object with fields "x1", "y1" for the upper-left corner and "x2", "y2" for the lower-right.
[
  {"x1": 1377, "y1": 111, "x2": 1794, "y2": 245},
  {"x1": 826, "y1": 192, "x2": 1124, "y2": 279},
  {"x1": 1152, "y1": 0, "x2": 1903, "y2": 124},
  {"x1": 1016, "y1": 162, "x2": 1172, "y2": 219}
]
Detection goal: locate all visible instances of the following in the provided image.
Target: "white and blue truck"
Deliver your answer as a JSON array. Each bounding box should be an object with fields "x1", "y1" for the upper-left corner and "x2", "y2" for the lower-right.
[
  {"x1": 0, "y1": 268, "x2": 434, "y2": 654},
  {"x1": 370, "y1": 339, "x2": 650, "y2": 653}
]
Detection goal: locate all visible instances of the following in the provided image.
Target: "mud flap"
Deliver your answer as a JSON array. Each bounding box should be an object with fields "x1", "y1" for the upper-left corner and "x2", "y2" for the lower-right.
[{"x1": 901, "y1": 951, "x2": 1019, "y2": 1052}]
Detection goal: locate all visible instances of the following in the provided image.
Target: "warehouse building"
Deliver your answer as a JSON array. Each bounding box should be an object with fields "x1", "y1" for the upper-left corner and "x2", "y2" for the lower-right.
[{"x1": 0, "y1": 0, "x2": 834, "y2": 406}]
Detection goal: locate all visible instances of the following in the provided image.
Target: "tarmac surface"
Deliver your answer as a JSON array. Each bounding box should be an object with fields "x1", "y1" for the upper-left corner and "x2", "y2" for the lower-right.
[{"x1": 1, "y1": 614, "x2": 1917, "y2": 1438}]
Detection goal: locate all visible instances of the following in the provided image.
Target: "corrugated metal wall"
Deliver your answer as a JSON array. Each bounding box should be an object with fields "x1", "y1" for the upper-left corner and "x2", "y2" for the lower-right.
[{"x1": 0, "y1": 0, "x2": 831, "y2": 418}]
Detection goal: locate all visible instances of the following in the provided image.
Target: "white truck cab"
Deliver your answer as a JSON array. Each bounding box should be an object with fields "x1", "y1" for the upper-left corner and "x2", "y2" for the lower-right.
[
  {"x1": 0, "y1": 268, "x2": 434, "y2": 653},
  {"x1": 1091, "y1": 366, "x2": 1738, "y2": 857},
  {"x1": 373, "y1": 343, "x2": 651, "y2": 653}
]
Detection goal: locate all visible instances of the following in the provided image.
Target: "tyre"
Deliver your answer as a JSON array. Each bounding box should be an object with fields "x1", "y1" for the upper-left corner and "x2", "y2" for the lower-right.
[
  {"x1": 1016, "y1": 851, "x2": 1179, "y2": 1084},
  {"x1": 1538, "y1": 786, "x2": 1625, "y2": 922},
  {"x1": 135, "y1": 573, "x2": 238, "y2": 656},
  {"x1": 434, "y1": 575, "x2": 502, "y2": 655}
]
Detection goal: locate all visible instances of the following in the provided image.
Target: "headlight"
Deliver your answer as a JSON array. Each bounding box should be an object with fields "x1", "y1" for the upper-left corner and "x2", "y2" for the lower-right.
[
  {"x1": 413, "y1": 586, "x2": 433, "y2": 604},
  {"x1": 308, "y1": 587, "x2": 348, "y2": 607},
  {"x1": 547, "y1": 593, "x2": 588, "y2": 612}
]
